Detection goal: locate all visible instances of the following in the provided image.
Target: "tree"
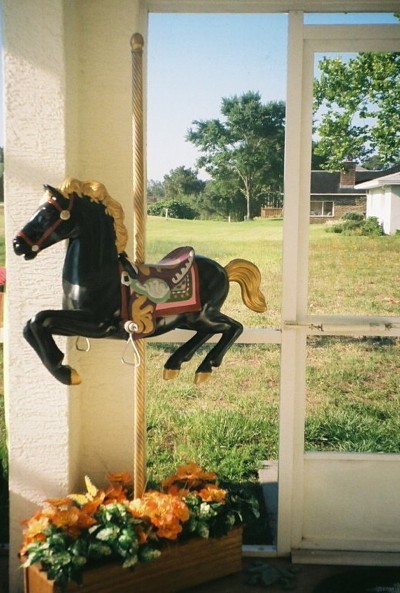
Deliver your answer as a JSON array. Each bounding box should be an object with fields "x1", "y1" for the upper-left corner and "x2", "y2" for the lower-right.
[
  {"x1": 362, "y1": 154, "x2": 400, "y2": 171},
  {"x1": 202, "y1": 178, "x2": 246, "y2": 221},
  {"x1": 311, "y1": 141, "x2": 329, "y2": 170},
  {"x1": 313, "y1": 52, "x2": 400, "y2": 170},
  {"x1": 147, "y1": 179, "x2": 165, "y2": 200},
  {"x1": 187, "y1": 92, "x2": 285, "y2": 219},
  {"x1": 163, "y1": 166, "x2": 205, "y2": 200}
]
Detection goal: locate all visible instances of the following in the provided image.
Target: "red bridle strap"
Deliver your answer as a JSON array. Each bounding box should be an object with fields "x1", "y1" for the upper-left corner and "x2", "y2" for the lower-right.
[{"x1": 17, "y1": 193, "x2": 74, "y2": 253}]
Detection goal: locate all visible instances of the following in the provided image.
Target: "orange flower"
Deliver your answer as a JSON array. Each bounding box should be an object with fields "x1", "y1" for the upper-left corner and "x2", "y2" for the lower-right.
[
  {"x1": 80, "y1": 497, "x2": 104, "y2": 516},
  {"x1": 129, "y1": 491, "x2": 189, "y2": 540},
  {"x1": 198, "y1": 484, "x2": 227, "y2": 503},
  {"x1": 68, "y1": 509, "x2": 97, "y2": 536},
  {"x1": 42, "y1": 503, "x2": 97, "y2": 537},
  {"x1": 135, "y1": 525, "x2": 149, "y2": 545},
  {"x1": 104, "y1": 483, "x2": 130, "y2": 505},
  {"x1": 106, "y1": 472, "x2": 133, "y2": 486},
  {"x1": 21, "y1": 512, "x2": 50, "y2": 554},
  {"x1": 45, "y1": 497, "x2": 74, "y2": 508},
  {"x1": 164, "y1": 484, "x2": 190, "y2": 499},
  {"x1": 162, "y1": 463, "x2": 217, "y2": 492}
]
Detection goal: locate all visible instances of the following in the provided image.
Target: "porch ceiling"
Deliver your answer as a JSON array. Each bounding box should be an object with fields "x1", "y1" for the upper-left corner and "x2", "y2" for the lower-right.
[{"x1": 147, "y1": 0, "x2": 400, "y2": 13}]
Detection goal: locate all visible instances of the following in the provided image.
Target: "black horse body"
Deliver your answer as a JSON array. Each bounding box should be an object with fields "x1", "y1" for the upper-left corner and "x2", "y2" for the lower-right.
[{"x1": 13, "y1": 181, "x2": 266, "y2": 386}]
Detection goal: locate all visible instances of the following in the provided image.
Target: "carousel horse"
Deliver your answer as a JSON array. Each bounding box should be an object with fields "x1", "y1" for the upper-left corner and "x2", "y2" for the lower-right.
[{"x1": 13, "y1": 178, "x2": 267, "y2": 386}]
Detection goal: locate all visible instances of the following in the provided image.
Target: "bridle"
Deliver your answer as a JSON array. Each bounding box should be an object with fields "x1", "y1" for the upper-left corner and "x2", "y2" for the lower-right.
[{"x1": 17, "y1": 193, "x2": 75, "y2": 255}]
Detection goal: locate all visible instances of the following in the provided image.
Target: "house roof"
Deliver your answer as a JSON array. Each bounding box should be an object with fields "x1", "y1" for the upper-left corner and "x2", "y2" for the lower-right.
[
  {"x1": 311, "y1": 165, "x2": 400, "y2": 195},
  {"x1": 355, "y1": 171, "x2": 400, "y2": 190},
  {"x1": 310, "y1": 170, "x2": 376, "y2": 194}
]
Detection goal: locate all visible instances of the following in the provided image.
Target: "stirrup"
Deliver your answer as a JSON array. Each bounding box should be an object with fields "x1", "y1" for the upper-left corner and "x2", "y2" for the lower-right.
[
  {"x1": 75, "y1": 336, "x2": 91, "y2": 352},
  {"x1": 121, "y1": 321, "x2": 141, "y2": 367}
]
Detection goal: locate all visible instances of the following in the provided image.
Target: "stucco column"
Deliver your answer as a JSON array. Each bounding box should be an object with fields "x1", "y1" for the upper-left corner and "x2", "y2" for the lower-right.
[
  {"x1": 3, "y1": 1, "x2": 147, "y2": 590},
  {"x1": 63, "y1": 0, "x2": 148, "y2": 482},
  {"x1": 3, "y1": 1, "x2": 74, "y2": 591}
]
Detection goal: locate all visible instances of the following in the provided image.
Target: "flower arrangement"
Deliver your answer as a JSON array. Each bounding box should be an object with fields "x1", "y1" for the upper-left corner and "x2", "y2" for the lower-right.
[{"x1": 21, "y1": 463, "x2": 259, "y2": 590}]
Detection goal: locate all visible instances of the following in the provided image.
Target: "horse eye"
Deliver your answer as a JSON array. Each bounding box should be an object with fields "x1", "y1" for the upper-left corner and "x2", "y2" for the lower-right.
[{"x1": 38, "y1": 206, "x2": 54, "y2": 222}]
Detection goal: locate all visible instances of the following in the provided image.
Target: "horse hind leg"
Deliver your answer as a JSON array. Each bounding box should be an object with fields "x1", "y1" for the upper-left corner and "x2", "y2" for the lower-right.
[
  {"x1": 194, "y1": 313, "x2": 243, "y2": 384},
  {"x1": 163, "y1": 332, "x2": 213, "y2": 380}
]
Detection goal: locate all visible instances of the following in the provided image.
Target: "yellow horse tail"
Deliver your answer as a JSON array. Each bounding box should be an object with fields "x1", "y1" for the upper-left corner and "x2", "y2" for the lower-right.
[{"x1": 225, "y1": 259, "x2": 267, "y2": 313}]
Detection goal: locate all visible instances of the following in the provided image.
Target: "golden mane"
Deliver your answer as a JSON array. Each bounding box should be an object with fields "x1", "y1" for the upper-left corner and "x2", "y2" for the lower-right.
[{"x1": 58, "y1": 177, "x2": 128, "y2": 254}]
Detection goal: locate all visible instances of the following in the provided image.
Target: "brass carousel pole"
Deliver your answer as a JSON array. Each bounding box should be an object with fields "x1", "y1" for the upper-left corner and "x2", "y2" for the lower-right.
[{"x1": 131, "y1": 32, "x2": 146, "y2": 498}]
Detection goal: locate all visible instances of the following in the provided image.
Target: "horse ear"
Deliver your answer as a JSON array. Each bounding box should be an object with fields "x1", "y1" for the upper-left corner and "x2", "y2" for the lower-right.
[{"x1": 43, "y1": 185, "x2": 65, "y2": 200}]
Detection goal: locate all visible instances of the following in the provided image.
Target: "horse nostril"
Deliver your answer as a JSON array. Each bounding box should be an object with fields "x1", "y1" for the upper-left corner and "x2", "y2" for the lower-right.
[{"x1": 13, "y1": 237, "x2": 27, "y2": 255}]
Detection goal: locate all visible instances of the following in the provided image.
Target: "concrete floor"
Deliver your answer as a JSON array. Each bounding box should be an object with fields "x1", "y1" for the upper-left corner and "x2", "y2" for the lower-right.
[
  {"x1": 4, "y1": 549, "x2": 400, "y2": 593},
  {"x1": 183, "y1": 558, "x2": 347, "y2": 593},
  {"x1": 0, "y1": 552, "x2": 350, "y2": 593},
  {"x1": 0, "y1": 549, "x2": 9, "y2": 593}
]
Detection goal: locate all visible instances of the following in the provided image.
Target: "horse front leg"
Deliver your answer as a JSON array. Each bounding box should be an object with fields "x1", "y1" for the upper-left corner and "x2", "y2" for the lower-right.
[
  {"x1": 24, "y1": 316, "x2": 82, "y2": 386},
  {"x1": 23, "y1": 309, "x2": 117, "y2": 386}
]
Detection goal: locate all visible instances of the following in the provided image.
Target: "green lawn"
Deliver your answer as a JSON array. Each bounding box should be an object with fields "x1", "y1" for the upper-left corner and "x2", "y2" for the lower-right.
[
  {"x1": 146, "y1": 215, "x2": 283, "y2": 327},
  {"x1": 143, "y1": 217, "x2": 400, "y2": 484}
]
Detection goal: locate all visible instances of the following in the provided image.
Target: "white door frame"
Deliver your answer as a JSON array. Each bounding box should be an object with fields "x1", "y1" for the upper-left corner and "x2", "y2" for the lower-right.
[{"x1": 279, "y1": 13, "x2": 400, "y2": 559}]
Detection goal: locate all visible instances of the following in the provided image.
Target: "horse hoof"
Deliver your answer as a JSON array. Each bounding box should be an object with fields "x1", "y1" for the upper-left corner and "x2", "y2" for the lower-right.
[
  {"x1": 163, "y1": 368, "x2": 180, "y2": 381},
  {"x1": 70, "y1": 368, "x2": 82, "y2": 385},
  {"x1": 194, "y1": 372, "x2": 211, "y2": 385}
]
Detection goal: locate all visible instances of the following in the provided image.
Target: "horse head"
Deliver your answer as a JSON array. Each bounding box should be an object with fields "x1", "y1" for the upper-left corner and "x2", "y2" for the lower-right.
[{"x1": 13, "y1": 185, "x2": 76, "y2": 260}]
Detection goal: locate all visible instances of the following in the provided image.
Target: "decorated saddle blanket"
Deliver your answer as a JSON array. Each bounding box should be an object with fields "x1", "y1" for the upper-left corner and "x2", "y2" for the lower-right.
[{"x1": 120, "y1": 246, "x2": 200, "y2": 339}]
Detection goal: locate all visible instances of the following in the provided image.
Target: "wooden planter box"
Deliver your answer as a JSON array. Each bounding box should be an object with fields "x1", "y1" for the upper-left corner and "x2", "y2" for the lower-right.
[{"x1": 24, "y1": 527, "x2": 243, "y2": 593}]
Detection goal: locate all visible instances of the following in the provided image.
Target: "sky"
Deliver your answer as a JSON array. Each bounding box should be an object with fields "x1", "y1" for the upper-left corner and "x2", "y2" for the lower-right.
[
  {"x1": 0, "y1": 11, "x2": 398, "y2": 180},
  {"x1": 147, "y1": 13, "x2": 288, "y2": 180},
  {"x1": 147, "y1": 11, "x2": 398, "y2": 180}
]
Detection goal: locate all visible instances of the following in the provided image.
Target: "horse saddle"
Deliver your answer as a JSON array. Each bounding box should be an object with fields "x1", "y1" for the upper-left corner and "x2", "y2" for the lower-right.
[{"x1": 120, "y1": 246, "x2": 200, "y2": 339}]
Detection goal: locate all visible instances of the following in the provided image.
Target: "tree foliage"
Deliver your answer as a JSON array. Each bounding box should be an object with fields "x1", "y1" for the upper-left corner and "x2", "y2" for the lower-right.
[
  {"x1": 187, "y1": 92, "x2": 285, "y2": 219},
  {"x1": 313, "y1": 52, "x2": 400, "y2": 170},
  {"x1": 326, "y1": 215, "x2": 384, "y2": 236},
  {"x1": 147, "y1": 179, "x2": 165, "y2": 200},
  {"x1": 202, "y1": 178, "x2": 246, "y2": 221},
  {"x1": 163, "y1": 166, "x2": 205, "y2": 200},
  {"x1": 147, "y1": 198, "x2": 198, "y2": 220}
]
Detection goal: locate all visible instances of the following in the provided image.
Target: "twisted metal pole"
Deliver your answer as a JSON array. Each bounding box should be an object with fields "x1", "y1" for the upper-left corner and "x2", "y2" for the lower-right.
[{"x1": 131, "y1": 32, "x2": 146, "y2": 498}]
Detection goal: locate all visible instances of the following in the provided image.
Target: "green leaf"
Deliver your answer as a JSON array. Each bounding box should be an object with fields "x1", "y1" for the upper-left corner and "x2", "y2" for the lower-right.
[
  {"x1": 139, "y1": 546, "x2": 161, "y2": 563},
  {"x1": 95, "y1": 526, "x2": 119, "y2": 541},
  {"x1": 51, "y1": 552, "x2": 72, "y2": 566},
  {"x1": 88, "y1": 542, "x2": 112, "y2": 558},
  {"x1": 196, "y1": 522, "x2": 210, "y2": 538},
  {"x1": 122, "y1": 555, "x2": 138, "y2": 569},
  {"x1": 71, "y1": 555, "x2": 87, "y2": 568}
]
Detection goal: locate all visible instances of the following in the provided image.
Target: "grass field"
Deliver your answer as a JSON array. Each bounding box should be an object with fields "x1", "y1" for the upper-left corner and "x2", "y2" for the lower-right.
[
  {"x1": 1, "y1": 215, "x2": 400, "y2": 543},
  {"x1": 143, "y1": 217, "x2": 400, "y2": 485}
]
